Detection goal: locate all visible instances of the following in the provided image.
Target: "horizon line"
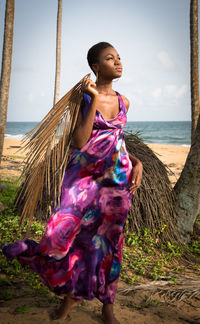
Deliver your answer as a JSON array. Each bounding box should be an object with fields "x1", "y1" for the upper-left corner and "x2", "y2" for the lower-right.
[{"x1": 7, "y1": 120, "x2": 191, "y2": 123}]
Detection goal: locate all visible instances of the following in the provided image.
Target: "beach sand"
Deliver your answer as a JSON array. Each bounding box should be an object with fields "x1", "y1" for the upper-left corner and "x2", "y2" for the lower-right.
[
  {"x1": 1, "y1": 139, "x2": 190, "y2": 186},
  {"x1": 2, "y1": 139, "x2": 27, "y2": 157},
  {"x1": 1, "y1": 138, "x2": 199, "y2": 324},
  {"x1": 0, "y1": 139, "x2": 28, "y2": 178},
  {"x1": 147, "y1": 143, "x2": 190, "y2": 187}
]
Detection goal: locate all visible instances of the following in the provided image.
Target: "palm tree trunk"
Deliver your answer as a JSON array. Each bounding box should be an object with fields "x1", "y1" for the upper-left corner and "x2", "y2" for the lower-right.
[
  {"x1": 0, "y1": 0, "x2": 15, "y2": 164},
  {"x1": 173, "y1": 114, "x2": 200, "y2": 243},
  {"x1": 173, "y1": 0, "x2": 200, "y2": 243},
  {"x1": 190, "y1": 0, "x2": 200, "y2": 143},
  {"x1": 53, "y1": 0, "x2": 62, "y2": 105}
]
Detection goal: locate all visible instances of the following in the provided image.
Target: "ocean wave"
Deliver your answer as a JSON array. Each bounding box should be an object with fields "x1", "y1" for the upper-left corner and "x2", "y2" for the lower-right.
[
  {"x1": 144, "y1": 141, "x2": 190, "y2": 147},
  {"x1": 5, "y1": 134, "x2": 24, "y2": 140}
]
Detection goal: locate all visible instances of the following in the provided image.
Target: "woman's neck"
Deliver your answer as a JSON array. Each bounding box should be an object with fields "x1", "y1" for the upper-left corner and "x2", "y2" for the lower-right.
[{"x1": 95, "y1": 79, "x2": 114, "y2": 95}]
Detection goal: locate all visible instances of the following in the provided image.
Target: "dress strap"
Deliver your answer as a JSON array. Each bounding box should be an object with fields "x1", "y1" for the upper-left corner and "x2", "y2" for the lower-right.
[
  {"x1": 82, "y1": 93, "x2": 91, "y2": 118},
  {"x1": 115, "y1": 91, "x2": 127, "y2": 114},
  {"x1": 82, "y1": 91, "x2": 127, "y2": 118}
]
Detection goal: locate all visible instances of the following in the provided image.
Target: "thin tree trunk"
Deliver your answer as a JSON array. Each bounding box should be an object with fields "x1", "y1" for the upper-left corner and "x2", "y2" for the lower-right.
[
  {"x1": 173, "y1": 114, "x2": 200, "y2": 243},
  {"x1": 53, "y1": 0, "x2": 62, "y2": 105},
  {"x1": 190, "y1": 0, "x2": 200, "y2": 143},
  {"x1": 0, "y1": 0, "x2": 15, "y2": 164}
]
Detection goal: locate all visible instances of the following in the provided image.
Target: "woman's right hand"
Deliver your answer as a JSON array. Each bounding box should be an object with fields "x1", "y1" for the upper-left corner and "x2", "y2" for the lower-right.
[{"x1": 81, "y1": 78, "x2": 99, "y2": 98}]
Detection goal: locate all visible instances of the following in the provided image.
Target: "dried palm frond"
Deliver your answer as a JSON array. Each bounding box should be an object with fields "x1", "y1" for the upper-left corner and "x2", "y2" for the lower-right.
[
  {"x1": 16, "y1": 73, "x2": 92, "y2": 230},
  {"x1": 124, "y1": 131, "x2": 183, "y2": 244},
  {"x1": 124, "y1": 131, "x2": 197, "y2": 261},
  {"x1": 124, "y1": 131, "x2": 176, "y2": 235},
  {"x1": 118, "y1": 275, "x2": 200, "y2": 303}
]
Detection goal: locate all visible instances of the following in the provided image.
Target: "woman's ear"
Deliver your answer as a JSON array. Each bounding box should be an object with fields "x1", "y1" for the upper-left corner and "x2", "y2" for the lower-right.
[{"x1": 92, "y1": 63, "x2": 98, "y2": 75}]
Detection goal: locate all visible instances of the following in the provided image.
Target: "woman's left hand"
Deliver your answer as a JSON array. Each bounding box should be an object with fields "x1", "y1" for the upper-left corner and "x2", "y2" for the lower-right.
[{"x1": 129, "y1": 160, "x2": 143, "y2": 194}]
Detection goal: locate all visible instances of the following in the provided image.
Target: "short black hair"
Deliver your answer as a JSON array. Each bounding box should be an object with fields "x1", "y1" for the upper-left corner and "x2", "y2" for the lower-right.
[{"x1": 87, "y1": 42, "x2": 114, "y2": 75}]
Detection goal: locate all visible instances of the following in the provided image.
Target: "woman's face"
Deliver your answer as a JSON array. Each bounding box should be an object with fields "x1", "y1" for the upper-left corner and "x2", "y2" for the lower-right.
[{"x1": 94, "y1": 46, "x2": 123, "y2": 80}]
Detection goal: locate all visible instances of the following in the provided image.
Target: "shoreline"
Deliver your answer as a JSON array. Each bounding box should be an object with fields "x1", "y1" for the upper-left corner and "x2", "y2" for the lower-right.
[
  {"x1": 2, "y1": 138, "x2": 190, "y2": 155},
  {"x1": 144, "y1": 141, "x2": 190, "y2": 147},
  {"x1": 4, "y1": 136, "x2": 191, "y2": 147}
]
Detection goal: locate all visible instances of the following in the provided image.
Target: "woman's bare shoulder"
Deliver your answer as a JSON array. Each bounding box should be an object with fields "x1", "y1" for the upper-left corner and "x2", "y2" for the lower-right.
[{"x1": 120, "y1": 94, "x2": 130, "y2": 112}]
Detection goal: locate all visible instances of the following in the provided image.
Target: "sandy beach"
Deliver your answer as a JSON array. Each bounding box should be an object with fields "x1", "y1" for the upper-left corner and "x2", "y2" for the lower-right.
[
  {"x1": 2, "y1": 139, "x2": 27, "y2": 157},
  {"x1": 1, "y1": 138, "x2": 190, "y2": 187},
  {"x1": 147, "y1": 143, "x2": 190, "y2": 186},
  {"x1": 0, "y1": 139, "x2": 28, "y2": 178}
]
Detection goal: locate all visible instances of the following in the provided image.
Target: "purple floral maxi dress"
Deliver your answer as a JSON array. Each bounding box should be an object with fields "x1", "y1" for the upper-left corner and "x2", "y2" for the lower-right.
[{"x1": 2, "y1": 91, "x2": 134, "y2": 304}]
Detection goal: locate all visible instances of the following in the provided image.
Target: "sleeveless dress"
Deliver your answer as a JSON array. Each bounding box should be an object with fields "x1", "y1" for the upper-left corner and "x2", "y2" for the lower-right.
[{"x1": 2, "y1": 91, "x2": 133, "y2": 304}]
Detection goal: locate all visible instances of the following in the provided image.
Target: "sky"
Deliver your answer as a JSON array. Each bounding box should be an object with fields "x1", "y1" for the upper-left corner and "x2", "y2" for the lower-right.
[{"x1": 0, "y1": 0, "x2": 199, "y2": 122}]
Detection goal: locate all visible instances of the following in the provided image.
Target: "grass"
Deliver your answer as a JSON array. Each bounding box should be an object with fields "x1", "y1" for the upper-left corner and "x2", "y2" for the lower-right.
[
  {"x1": 14, "y1": 305, "x2": 29, "y2": 314},
  {"x1": 0, "y1": 179, "x2": 49, "y2": 302},
  {"x1": 6, "y1": 155, "x2": 25, "y2": 160},
  {"x1": 0, "y1": 179, "x2": 19, "y2": 207},
  {"x1": 120, "y1": 227, "x2": 189, "y2": 285},
  {"x1": 130, "y1": 297, "x2": 163, "y2": 310},
  {"x1": 120, "y1": 218, "x2": 200, "y2": 285},
  {"x1": 0, "y1": 178, "x2": 199, "y2": 306}
]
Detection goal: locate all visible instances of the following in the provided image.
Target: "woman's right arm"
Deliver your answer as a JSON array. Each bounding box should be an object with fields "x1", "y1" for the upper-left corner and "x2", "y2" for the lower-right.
[{"x1": 71, "y1": 79, "x2": 99, "y2": 149}]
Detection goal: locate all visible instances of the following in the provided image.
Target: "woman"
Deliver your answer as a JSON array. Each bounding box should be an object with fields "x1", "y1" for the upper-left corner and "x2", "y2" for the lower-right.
[{"x1": 2, "y1": 42, "x2": 143, "y2": 324}]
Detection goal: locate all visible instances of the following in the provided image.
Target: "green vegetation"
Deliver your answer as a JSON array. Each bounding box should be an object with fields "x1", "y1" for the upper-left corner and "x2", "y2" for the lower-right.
[
  {"x1": 120, "y1": 224, "x2": 200, "y2": 285},
  {"x1": 130, "y1": 297, "x2": 163, "y2": 310},
  {"x1": 6, "y1": 155, "x2": 25, "y2": 160},
  {"x1": 0, "y1": 178, "x2": 199, "y2": 306},
  {"x1": 14, "y1": 305, "x2": 29, "y2": 314},
  {"x1": 0, "y1": 179, "x2": 49, "y2": 303},
  {"x1": 0, "y1": 179, "x2": 19, "y2": 207}
]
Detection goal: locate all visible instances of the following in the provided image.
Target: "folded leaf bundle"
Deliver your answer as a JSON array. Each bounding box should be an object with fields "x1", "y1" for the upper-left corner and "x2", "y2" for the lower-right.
[{"x1": 16, "y1": 73, "x2": 91, "y2": 229}]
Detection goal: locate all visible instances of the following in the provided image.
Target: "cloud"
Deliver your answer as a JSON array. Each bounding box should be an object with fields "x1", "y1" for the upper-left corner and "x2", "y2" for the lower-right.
[
  {"x1": 152, "y1": 87, "x2": 162, "y2": 98},
  {"x1": 149, "y1": 84, "x2": 188, "y2": 109},
  {"x1": 157, "y1": 51, "x2": 174, "y2": 69},
  {"x1": 164, "y1": 84, "x2": 177, "y2": 96},
  {"x1": 176, "y1": 84, "x2": 187, "y2": 98},
  {"x1": 164, "y1": 84, "x2": 187, "y2": 98}
]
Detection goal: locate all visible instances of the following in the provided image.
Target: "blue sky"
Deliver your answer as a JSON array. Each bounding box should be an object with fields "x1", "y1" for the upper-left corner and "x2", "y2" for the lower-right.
[{"x1": 0, "y1": 0, "x2": 199, "y2": 122}]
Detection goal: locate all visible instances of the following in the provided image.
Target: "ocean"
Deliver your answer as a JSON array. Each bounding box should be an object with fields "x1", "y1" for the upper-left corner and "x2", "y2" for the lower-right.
[{"x1": 5, "y1": 121, "x2": 191, "y2": 146}]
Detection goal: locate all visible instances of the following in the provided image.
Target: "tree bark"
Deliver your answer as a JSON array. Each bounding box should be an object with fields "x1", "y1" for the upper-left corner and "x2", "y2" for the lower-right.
[
  {"x1": 53, "y1": 0, "x2": 62, "y2": 105},
  {"x1": 0, "y1": 0, "x2": 15, "y2": 164},
  {"x1": 173, "y1": 114, "x2": 200, "y2": 243},
  {"x1": 190, "y1": 0, "x2": 200, "y2": 143}
]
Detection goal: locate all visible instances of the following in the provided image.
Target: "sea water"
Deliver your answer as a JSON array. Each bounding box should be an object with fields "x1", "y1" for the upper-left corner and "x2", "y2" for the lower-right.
[
  {"x1": 124, "y1": 121, "x2": 191, "y2": 146},
  {"x1": 5, "y1": 121, "x2": 191, "y2": 146}
]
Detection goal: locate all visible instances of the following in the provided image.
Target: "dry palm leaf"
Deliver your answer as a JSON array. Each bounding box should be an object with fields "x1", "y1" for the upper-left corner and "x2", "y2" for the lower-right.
[
  {"x1": 16, "y1": 73, "x2": 92, "y2": 230},
  {"x1": 118, "y1": 275, "x2": 200, "y2": 303}
]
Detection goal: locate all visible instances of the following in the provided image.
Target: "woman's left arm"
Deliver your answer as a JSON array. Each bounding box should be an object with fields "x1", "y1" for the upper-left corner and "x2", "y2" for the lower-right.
[
  {"x1": 121, "y1": 94, "x2": 143, "y2": 193},
  {"x1": 128, "y1": 152, "x2": 143, "y2": 195}
]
